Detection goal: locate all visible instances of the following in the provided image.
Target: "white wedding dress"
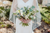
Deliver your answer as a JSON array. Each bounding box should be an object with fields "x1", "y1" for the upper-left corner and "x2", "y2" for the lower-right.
[
  {"x1": 16, "y1": 0, "x2": 33, "y2": 33},
  {"x1": 9, "y1": 0, "x2": 41, "y2": 33},
  {"x1": 16, "y1": 18, "x2": 33, "y2": 33}
]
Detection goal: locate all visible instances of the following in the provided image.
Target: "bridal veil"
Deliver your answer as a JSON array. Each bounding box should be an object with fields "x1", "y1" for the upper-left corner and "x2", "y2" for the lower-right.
[{"x1": 9, "y1": 0, "x2": 41, "y2": 30}]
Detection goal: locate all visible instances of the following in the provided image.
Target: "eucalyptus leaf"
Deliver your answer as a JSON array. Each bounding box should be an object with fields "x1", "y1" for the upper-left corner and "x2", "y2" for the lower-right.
[
  {"x1": 29, "y1": 8, "x2": 32, "y2": 11},
  {"x1": 31, "y1": 6, "x2": 35, "y2": 9},
  {"x1": 32, "y1": 17, "x2": 34, "y2": 20},
  {"x1": 21, "y1": 8, "x2": 23, "y2": 10}
]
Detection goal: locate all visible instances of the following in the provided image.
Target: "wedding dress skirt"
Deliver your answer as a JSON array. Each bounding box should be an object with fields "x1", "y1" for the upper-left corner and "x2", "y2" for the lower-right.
[{"x1": 16, "y1": 18, "x2": 33, "y2": 33}]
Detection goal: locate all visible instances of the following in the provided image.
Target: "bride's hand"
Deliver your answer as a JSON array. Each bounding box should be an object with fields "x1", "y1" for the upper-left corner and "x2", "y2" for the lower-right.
[{"x1": 19, "y1": 18, "x2": 31, "y2": 23}]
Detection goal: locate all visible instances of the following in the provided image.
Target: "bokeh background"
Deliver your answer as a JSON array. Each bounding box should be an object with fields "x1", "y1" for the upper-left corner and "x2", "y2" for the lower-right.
[{"x1": 0, "y1": 0, "x2": 50, "y2": 33}]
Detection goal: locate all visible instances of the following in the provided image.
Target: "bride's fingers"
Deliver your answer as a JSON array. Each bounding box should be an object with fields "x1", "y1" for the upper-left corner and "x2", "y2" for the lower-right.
[
  {"x1": 19, "y1": 18, "x2": 31, "y2": 23},
  {"x1": 22, "y1": 20, "x2": 26, "y2": 23},
  {"x1": 23, "y1": 20, "x2": 29, "y2": 23}
]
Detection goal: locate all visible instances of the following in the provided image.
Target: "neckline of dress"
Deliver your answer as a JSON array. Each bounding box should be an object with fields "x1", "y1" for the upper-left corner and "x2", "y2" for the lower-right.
[{"x1": 22, "y1": 0, "x2": 30, "y2": 3}]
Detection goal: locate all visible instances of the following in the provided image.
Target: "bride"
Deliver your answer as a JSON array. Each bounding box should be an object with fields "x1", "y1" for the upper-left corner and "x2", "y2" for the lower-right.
[{"x1": 9, "y1": 0, "x2": 41, "y2": 33}]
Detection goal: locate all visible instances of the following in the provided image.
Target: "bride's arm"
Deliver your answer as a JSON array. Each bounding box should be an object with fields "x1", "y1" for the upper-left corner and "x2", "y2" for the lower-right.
[
  {"x1": 33, "y1": 0, "x2": 37, "y2": 10},
  {"x1": 9, "y1": 0, "x2": 18, "y2": 23},
  {"x1": 11, "y1": 0, "x2": 18, "y2": 12},
  {"x1": 33, "y1": 0, "x2": 41, "y2": 22}
]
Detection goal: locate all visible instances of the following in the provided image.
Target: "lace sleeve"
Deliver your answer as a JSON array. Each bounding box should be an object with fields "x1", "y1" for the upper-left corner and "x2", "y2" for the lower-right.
[
  {"x1": 33, "y1": 0, "x2": 41, "y2": 22},
  {"x1": 9, "y1": 0, "x2": 18, "y2": 24},
  {"x1": 32, "y1": 0, "x2": 41, "y2": 30},
  {"x1": 33, "y1": 0, "x2": 38, "y2": 9},
  {"x1": 12, "y1": 0, "x2": 18, "y2": 12}
]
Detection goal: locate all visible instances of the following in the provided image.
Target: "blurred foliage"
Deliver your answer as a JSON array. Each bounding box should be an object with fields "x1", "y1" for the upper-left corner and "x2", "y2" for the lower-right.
[
  {"x1": 0, "y1": 22, "x2": 4, "y2": 24},
  {"x1": 6, "y1": 24, "x2": 12, "y2": 28},
  {"x1": 4, "y1": 6, "x2": 11, "y2": 18},
  {"x1": 0, "y1": 22, "x2": 12, "y2": 28},
  {"x1": 0, "y1": 7, "x2": 6, "y2": 17},
  {"x1": 0, "y1": 5, "x2": 50, "y2": 24},
  {"x1": 1, "y1": 24, "x2": 5, "y2": 28},
  {"x1": 0, "y1": 7, "x2": 4, "y2": 10},
  {"x1": 42, "y1": 6, "x2": 50, "y2": 10},
  {"x1": 39, "y1": 6, "x2": 50, "y2": 24},
  {"x1": 0, "y1": 22, "x2": 5, "y2": 28},
  {"x1": 0, "y1": 6, "x2": 11, "y2": 19}
]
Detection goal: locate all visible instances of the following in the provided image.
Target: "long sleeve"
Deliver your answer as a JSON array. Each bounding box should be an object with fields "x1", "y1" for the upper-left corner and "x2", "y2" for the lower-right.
[
  {"x1": 11, "y1": 0, "x2": 18, "y2": 12},
  {"x1": 32, "y1": 0, "x2": 41, "y2": 30},
  {"x1": 33, "y1": 0, "x2": 41, "y2": 22},
  {"x1": 33, "y1": 0, "x2": 39, "y2": 10},
  {"x1": 9, "y1": 0, "x2": 18, "y2": 24},
  {"x1": 33, "y1": 0, "x2": 37, "y2": 9}
]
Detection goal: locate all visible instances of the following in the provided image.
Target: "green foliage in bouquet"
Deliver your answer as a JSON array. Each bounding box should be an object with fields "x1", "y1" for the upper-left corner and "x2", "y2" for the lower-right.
[
  {"x1": 14, "y1": 6, "x2": 38, "y2": 26},
  {"x1": 20, "y1": 22, "x2": 29, "y2": 27},
  {"x1": 39, "y1": 6, "x2": 50, "y2": 24}
]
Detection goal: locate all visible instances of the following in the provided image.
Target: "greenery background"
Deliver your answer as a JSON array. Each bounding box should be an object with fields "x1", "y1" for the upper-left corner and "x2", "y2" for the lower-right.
[
  {"x1": 0, "y1": 0, "x2": 50, "y2": 33},
  {"x1": 0, "y1": 4, "x2": 50, "y2": 25}
]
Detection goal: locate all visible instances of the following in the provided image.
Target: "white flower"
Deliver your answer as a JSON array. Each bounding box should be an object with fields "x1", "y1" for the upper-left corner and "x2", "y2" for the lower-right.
[
  {"x1": 30, "y1": 15, "x2": 33, "y2": 18},
  {"x1": 34, "y1": 16, "x2": 36, "y2": 19},
  {"x1": 25, "y1": 15, "x2": 28, "y2": 20},
  {"x1": 16, "y1": 10, "x2": 20, "y2": 13},
  {"x1": 25, "y1": 13, "x2": 31, "y2": 19},
  {"x1": 20, "y1": 10, "x2": 23, "y2": 16}
]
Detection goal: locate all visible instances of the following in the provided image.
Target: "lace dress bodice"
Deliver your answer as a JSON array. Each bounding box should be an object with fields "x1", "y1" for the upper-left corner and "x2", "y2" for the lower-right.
[{"x1": 17, "y1": 0, "x2": 33, "y2": 8}]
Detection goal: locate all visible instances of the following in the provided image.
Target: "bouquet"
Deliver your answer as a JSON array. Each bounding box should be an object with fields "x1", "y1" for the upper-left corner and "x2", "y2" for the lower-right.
[{"x1": 13, "y1": 6, "x2": 38, "y2": 26}]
